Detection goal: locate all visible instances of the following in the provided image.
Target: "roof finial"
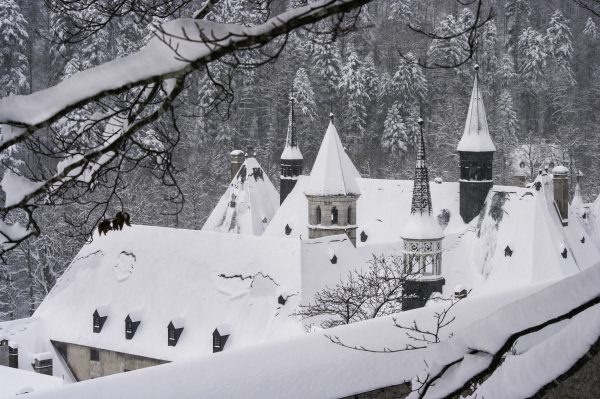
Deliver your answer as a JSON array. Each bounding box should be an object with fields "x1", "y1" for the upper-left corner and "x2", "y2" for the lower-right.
[
  {"x1": 474, "y1": 63, "x2": 480, "y2": 72},
  {"x1": 329, "y1": 112, "x2": 335, "y2": 123}
]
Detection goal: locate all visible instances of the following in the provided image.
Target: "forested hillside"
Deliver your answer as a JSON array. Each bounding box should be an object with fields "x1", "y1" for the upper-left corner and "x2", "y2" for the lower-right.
[{"x1": 0, "y1": 0, "x2": 598, "y2": 319}]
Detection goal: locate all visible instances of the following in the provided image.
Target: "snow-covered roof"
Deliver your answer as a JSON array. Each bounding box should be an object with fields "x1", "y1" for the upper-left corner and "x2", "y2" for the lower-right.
[
  {"x1": 28, "y1": 227, "x2": 304, "y2": 362},
  {"x1": 412, "y1": 260, "x2": 600, "y2": 399},
  {"x1": 0, "y1": 363, "x2": 63, "y2": 397},
  {"x1": 202, "y1": 157, "x2": 279, "y2": 235},
  {"x1": 304, "y1": 120, "x2": 361, "y2": 196},
  {"x1": 401, "y1": 213, "x2": 444, "y2": 240},
  {"x1": 267, "y1": 176, "x2": 598, "y2": 295},
  {"x1": 456, "y1": 72, "x2": 496, "y2": 153},
  {"x1": 21, "y1": 281, "x2": 553, "y2": 399},
  {"x1": 281, "y1": 97, "x2": 303, "y2": 161}
]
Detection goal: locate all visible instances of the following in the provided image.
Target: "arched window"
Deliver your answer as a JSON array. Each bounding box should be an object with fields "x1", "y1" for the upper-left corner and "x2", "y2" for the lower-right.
[
  {"x1": 316, "y1": 206, "x2": 322, "y2": 224},
  {"x1": 347, "y1": 207, "x2": 353, "y2": 224},
  {"x1": 423, "y1": 255, "x2": 433, "y2": 275},
  {"x1": 331, "y1": 207, "x2": 338, "y2": 224}
]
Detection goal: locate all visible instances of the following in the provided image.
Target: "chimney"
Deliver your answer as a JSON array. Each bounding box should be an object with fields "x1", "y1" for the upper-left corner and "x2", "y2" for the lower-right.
[
  {"x1": 32, "y1": 352, "x2": 52, "y2": 375},
  {"x1": 8, "y1": 341, "x2": 18, "y2": 368},
  {"x1": 230, "y1": 150, "x2": 245, "y2": 180},
  {"x1": 552, "y1": 164, "x2": 569, "y2": 226}
]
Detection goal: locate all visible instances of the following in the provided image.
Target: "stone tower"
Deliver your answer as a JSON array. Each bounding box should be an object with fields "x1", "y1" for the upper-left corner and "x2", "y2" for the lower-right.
[
  {"x1": 457, "y1": 65, "x2": 496, "y2": 223},
  {"x1": 401, "y1": 119, "x2": 445, "y2": 311},
  {"x1": 553, "y1": 164, "x2": 569, "y2": 225},
  {"x1": 280, "y1": 96, "x2": 304, "y2": 204},
  {"x1": 305, "y1": 114, "x2": 361, "y2": 246}
]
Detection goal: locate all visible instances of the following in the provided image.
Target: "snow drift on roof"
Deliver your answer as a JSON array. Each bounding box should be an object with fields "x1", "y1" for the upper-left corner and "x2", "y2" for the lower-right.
[
  {"x1": 304, "y1": 121, "x2": 360, "y2": 196},
  {"x1": 202, "y1": 157, "x2": 279, "y2": 236},
  {"x1": 401, "y1": 213, "x2": 444, "y2": 240},
  {"x1": 456, "y1": 73, "x2": 496, "y2": 153}
]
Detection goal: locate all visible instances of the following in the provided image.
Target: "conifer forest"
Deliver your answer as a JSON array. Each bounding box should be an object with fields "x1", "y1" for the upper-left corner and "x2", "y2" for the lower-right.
[{"x1": 0, "y1": 0, "x2": 599, "y2": 319}]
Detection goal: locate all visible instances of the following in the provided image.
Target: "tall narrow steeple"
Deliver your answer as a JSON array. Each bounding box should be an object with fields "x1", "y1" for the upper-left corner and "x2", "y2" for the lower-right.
[
  {"x1": 410, "y1": 118, "x2": 433, "y2": 217},
  {"x1": 280, "y1": 95, "x2": 304, "y2": 204},
  {"x1": 401, "y1": 118, "x2": 444, "y2": 311},
  {"x1": 457, "y1": 65, "x2": 495, "y2": 223}
]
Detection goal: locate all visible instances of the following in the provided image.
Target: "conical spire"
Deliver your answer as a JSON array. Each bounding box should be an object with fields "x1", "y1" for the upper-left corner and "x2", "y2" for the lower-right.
[
  {"x1": 305, "y1": 114, "x2": 360, "y2": 196},
  {"x1": 410, "y1": 118, "x2": 432, "y2": 216},
  {"x1": 402, "y1": 118, "x2": 443, "y2": 240},
  {"x1": 281, "y1": 96, "x2": 303, "y2": 160},
  {"x1": 457, "y1": 65, "x2": 496, "y2": 153}
]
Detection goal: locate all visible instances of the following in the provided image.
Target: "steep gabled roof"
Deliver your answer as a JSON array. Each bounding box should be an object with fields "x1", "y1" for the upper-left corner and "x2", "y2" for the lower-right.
[
  {"x1": 202, "y1": 157, "x2": 279, "y2": 235},
  {"x1": 457, "y1": 70, "x2": 496, "y2": 153},
  {"x1": 304, "y1": 119, "x2": 360, "y2": 196}
]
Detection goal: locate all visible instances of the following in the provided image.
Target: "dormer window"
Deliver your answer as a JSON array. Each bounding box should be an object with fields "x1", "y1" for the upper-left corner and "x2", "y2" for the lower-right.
[
  {"x1": 285, "y1": 224, "x2": 292, "y2": 235},
  {"x1": 213, "y1": 324, "x2": 231, "y2": 353},
  {"x1": 561, "y1": 248, "x2": 568, "y2": 259},
  {"x1": 168, "y1": 318, "x2": 184, "y2": 347},
  {"x1": 93, "y1": 307, "x2": 108, "y2": 333},
  {"x1": 504, "y1": 246, "x2": 513, "y2": 257},
  {"x1": 360, "y1": 231, "x2": 368, "y2": 242},
  {"x1": 125, "y1": 313, "x2": 142, "y2": 340},
  {"x1": 278, "y1": 295, "x2": 286, "y2": 305},
  {"x1": 581, "y1": 236, "x2": 586, "y2": 244},
  {"x1": 331, "y1": 207, "x2": 338, "y2": 224}
]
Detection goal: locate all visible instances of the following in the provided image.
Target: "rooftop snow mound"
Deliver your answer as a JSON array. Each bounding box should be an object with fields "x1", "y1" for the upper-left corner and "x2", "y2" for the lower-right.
[
  {"x1": 202, "y1": 157, "x2": 279, "y2": 236},
  {"x1": 304, "y1": 121, "x2": 360, "y2": 196},
  {"x1": 401, "y1": 213, "x2": 444, "y2": 240},
  {"x1": 457, "y1": 74, "x2": 496, "y2": 153}
]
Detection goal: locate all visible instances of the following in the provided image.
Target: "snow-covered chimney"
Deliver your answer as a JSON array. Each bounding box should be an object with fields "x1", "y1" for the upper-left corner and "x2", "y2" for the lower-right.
[
  {"x1": 230, "y1": 150, "x2": 245, "y2": 180},
  {"x1": 32, "y1": 352, "x2": 52, "y2": 375},
  {"x1": 552, "y1": 164, "x2": 569, "y2": 225}
]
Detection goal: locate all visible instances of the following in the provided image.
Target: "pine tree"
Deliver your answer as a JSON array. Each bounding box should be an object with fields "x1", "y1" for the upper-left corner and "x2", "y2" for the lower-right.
[
  {"x1": 481, "y1": 20, "x2": 499, "y2": 78},
  {"x1": 496, "y1": 53, "x2": 516, "y2": 86},
  {"x1": 391, "y1": 52, "x2": 427, "y2": 108},
  {"x1": 293, "y1": 68, "x2": 316, "y2": 121},
  {"x1": 339, "y1": 49, "x2": 371, "y2": 141},
  {"x1": 545, "y1": 10, "x2": 574, "y2": 84},
  {"x1": 381, "y1": 102, "x2": 409, "y2": 154},
  {"x1": 505, "y1": 0, "x2": 532, "y2": 67},
  {"x1": 427, "y1": 14, "x2": 466, "y2": 68},
  {"x1": 0, "y1": 0, "x2": 29, "y2": 97},
  {"x1": 518, "y1": 27, "x2": 546, "y2": 86},
  {"x1": 310, "y1": 41, "x2": 342, "y2": 94},
  {"x1": 584, "y1": 17, "x2": 599, "y2": 40}
]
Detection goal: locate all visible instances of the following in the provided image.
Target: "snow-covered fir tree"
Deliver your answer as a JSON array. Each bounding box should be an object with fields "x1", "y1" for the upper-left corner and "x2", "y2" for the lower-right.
[
  {"x1": 0, "y1": 0, "x2": 29, "y2": 97},
  {"x1": 292, "y1": 68, "x2": 316, "y2": 121}
]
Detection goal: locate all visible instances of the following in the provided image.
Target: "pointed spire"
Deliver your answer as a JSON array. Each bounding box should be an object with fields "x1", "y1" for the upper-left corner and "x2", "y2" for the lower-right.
[
  {"x1": 410, "y1": 118, "x2": 432, "y2": 216},
  {"x1": 402, "y1": 118, "x2": 443, "y2": 240},
  {"x1": 305, "y1": 116, "x2": 360, "y2": 196},
  {"x1": 281, "y1": 94, "x2": 303, "y2": 160},
  {"x1": 457, "y1": 64, "x2": 496, "y2": 153}
]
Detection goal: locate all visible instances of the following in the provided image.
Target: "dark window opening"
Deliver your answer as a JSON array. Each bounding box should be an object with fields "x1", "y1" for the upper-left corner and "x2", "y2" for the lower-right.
[
  {"x1": 285, "y1": 224, "x2": 292, "y2": 235},
  {"x1": 331, "y1": 207, "x2": 338, "y2": 224},
  {"x1": 90, "y1": 349, "x2": 99, "y2": 362},
  {"x1": 561, "y1": 248, "x2": 568, "y2": 259},
  {"x1": 330, "y1": 254, "x2": 337, "y2": 264},
  {"x1": 360, "y1": 231, "x2": 368, "y2": 243},
  {"x1": 347, "y1": 207, "x2": 353, "y2": 224},
  {"x1": 504, "y1": 246, "x2": 513, "y2": 257},
  {"x1": 581, "y1": 236, "x2": 586, "y2": 244},
  {"x1": 316, "y1": 206, "x2": 321, "y2": 224}
]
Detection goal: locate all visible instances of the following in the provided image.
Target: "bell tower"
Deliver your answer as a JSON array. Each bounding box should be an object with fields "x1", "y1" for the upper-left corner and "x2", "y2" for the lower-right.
[
  {"x1": 457, "y1": 65, "x2": 495, "y2": 223},
  {"x1": 280, "y1": 96, "x2": 303, "y2": 204}
]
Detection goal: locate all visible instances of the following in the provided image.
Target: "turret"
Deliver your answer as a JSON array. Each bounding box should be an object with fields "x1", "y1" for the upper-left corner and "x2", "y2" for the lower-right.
[
  {"x1": 457, "y1": 65, "x2": 495, "y2": 223},
  {"x1": 401, "y1": 119, "x2": 445, "y2": 311},
  {"x1": 280, "y1": 96, "x2": 303, "y2": 204},
  {"x1": 305, "y1": 114, "x2": 360, "y2": 246}
]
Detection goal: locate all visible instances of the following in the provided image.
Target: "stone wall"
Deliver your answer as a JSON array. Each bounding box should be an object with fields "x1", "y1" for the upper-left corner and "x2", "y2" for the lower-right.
[
  {"x1": 307, "y1": 195, "x2": 358, "y2": 245},
  {"x1": 340, "y1": 382, "x2": 411, "y2": 399},
  {"x1": 52, "y1": 340, "x2": 166, "y2": 381}
]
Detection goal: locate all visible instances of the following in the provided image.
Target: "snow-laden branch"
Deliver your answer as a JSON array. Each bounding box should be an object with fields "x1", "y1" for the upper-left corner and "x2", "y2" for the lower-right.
[{"x1": 0, "y1": 0, "x2": 370, "y2": 151}]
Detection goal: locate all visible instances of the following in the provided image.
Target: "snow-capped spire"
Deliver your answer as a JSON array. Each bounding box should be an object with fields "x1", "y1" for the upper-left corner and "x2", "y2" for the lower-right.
[
  {"x1": 410, "y1": 118, "x2": 432, "y2": 216},
  {"x1": 571, "y1": 181, "x2": 583, "y2": 208},
  {"x1": 402, "y1": 118, "x2": 443, "y2": 240},
  {"x1": 305, "y1": 116, "x2": 360, "y2": 196},
  {"x1": 457, "y1": 65, "x2": 496, "y2": 153},
  {"x1": 281, "y1": 96, "x2": 303, "y2": 160}
]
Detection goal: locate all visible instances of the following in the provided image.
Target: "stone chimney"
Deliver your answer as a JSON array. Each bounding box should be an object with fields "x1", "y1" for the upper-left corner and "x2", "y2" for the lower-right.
[
  {"x1": 230, "y1": 150, "x2": 245, "y2": 180},
  {"x1": 552, "y1": 164, "x2": 569, "y2": 225},
  {"x1": 32, "y1": 352, "x2": 53, "y2": 375},
  {"x1": 8, "y1": 341, "x2": 18, "y2": 368}
]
